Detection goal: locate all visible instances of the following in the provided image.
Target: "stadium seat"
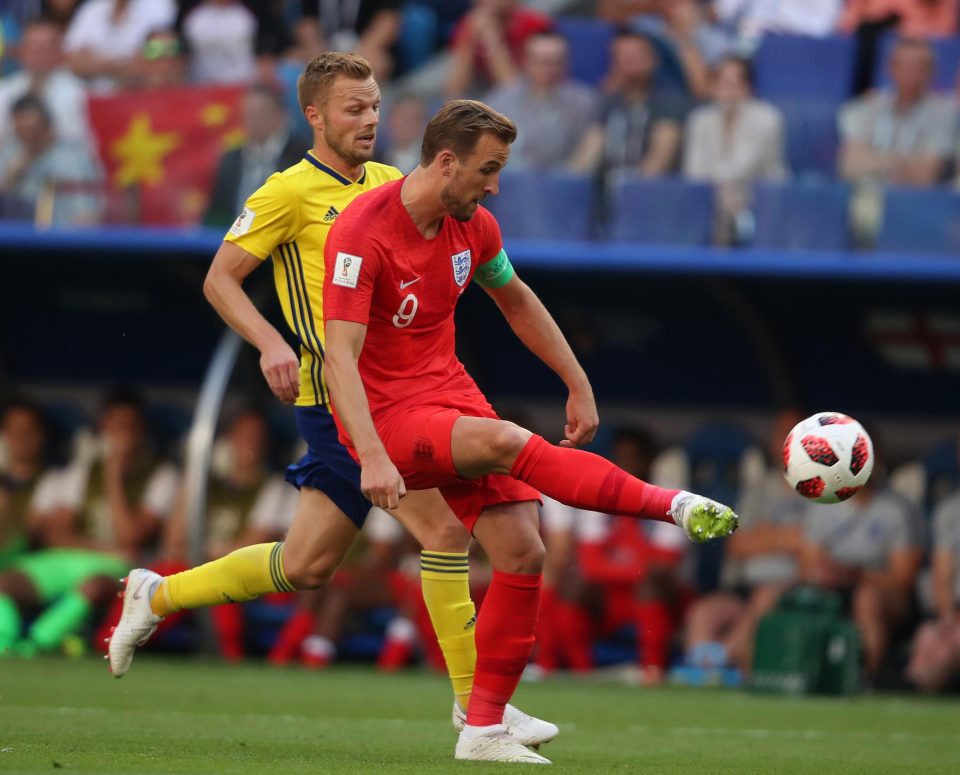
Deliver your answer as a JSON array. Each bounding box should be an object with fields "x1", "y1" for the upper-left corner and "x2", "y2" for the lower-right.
[
  {"x1": 754, "y1": 35, "x2": 857, "y2": 104},
  {"x1": 555, "y1": 17, "x2": 616, "y2": 86},
  {"x1": 751, "y1": 180, "x2": 851, "y2": 250},
  {"x1": 877, "y1": 188, "x2": 960, "y2": 254},
  {"x1": 608, "y1": 177, "x2": 714, "y2": 246},
  {"x1": 773, "y1": 98, "x2": 841, "y2": 176},
  {"x1": 873, "y1": 34, "x2": 960, "y2": 92},
  {"x1": 484, "y1": 170, "x2": 595, "y2": 241}
]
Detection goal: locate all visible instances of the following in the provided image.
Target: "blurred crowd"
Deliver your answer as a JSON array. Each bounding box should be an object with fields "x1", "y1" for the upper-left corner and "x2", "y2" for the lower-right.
[
  {"x1": 2, "y1": 396, "x2": 960, "y2": 695},
  {"x1": 0, "y1": 1, "x2": 959, "y2": 248}
]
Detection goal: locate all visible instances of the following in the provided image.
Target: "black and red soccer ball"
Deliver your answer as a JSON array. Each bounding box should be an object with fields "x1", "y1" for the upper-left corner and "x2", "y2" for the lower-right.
[{"x1": 782, "y1": 412, "x2": 874, "y2": 503}]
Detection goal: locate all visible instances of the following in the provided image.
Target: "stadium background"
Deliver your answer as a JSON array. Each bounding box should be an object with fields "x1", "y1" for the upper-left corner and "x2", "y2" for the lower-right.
[{"x1": 2, "y1": 2, "x2": 960, "y2": 768}]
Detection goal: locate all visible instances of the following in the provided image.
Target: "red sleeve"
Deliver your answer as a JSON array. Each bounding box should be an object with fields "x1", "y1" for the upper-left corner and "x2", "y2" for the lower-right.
[{"x1": 323, "y1": 216, "x2": 382, "y2": 326}]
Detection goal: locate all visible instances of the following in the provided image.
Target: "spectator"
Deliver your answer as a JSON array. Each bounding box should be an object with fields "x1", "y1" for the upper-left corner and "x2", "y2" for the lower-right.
[
  {"x1": 538, "y1": 428, "x2": 688, "y2": 683},
  {"x1": 301, "y1": 0, "x2": 402, "y2": 82},
  {"x1": 204, "y1": 84, "x2": 302, "y2": 228},
  {"x1": 713, "y1": 0, "x2": 844, "y2": 43},
  {"x1": 64, "y1": 0, "x2": 177, "y2": 92},
  {"x1": 0, "y1": 389, "x2": 179, "y2": 656},
  {"x1": 0, "y1": 94, "x2": 103, "y2": 225},
  {"x1": 683, "y1": 55, "x2": 786, "y2": 245},
  {"x1": 444, "y1": 0, "x2": 552, "y2": 98},
  {"x1": 181, "y1": 0, "x2": 258, "y2": 85},
  {"x1": 0, "y1": 400, "x2": 58, "y2": 571},
  {"x1": 683, "y1": 410, "x2": 805, "y2": 675},
  {"x1": 839, "y1": 0, "x2": 958, "y2": 39},
  {"x1": 906, "y1": 482, "x2": 960, "y2": 692},
  {"x1": 0, "y1": 19, "x2": 90, "y2": 147},
  {"x1": 380, "y1": 94, "x2": 428, "y2": 174},
  {"x1": 40, "y1": 0, "x2": 85, "y2": 30},
  {"x1": 484, "y1": 32, "x2": 598, "y2": 169},
  {"x1": 838, "y1": 38, "x2": 955, "y2": 242},
  {"x1": 161, "y1": 405, "x2": 293, "y2": 661},
  {"x1": 569, "y1": 31, "x2": 685, "y2": 182},
  {"x1": 128, "y1": 28, "x2": 188, "y2": 90},
  {"x1": 801, "y1": 471, "x2": 923, "y2": 679},
  {"x1": 599, "y1": 0, "x2": 725, "y2": 97}
]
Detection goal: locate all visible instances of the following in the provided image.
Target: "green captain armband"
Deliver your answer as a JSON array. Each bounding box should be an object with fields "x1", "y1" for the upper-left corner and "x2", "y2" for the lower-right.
[{"x1": 473, "y1": 248, "x2": 515, "y2": 289}]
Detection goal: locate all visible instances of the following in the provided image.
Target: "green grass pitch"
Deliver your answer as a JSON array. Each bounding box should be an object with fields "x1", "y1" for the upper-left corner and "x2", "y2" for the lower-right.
[{"x1": 1, "y1": 656, "x2": 958, "y2": 774}]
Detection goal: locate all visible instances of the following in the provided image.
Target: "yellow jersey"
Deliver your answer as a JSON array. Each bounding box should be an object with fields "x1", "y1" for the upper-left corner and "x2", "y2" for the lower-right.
[{"x1": 225, "y1": 152, "x2": 402, "y2": 407}]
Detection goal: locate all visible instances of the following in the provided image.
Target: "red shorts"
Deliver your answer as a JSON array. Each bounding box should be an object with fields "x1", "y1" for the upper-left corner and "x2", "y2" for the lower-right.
[{"x1": 348, "y1": 390, "x2": 540, "y2": 531}]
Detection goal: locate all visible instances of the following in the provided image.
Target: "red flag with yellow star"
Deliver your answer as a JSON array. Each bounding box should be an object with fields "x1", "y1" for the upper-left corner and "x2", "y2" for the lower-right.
[{"x1": 88, "y1": 85, "x2": 245, "y2": 226}]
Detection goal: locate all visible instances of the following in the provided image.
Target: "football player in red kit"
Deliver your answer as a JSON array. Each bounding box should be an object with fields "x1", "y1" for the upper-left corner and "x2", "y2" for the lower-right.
[{"x1": 323, "y1": 99, "x2": 738, "y2": 763}]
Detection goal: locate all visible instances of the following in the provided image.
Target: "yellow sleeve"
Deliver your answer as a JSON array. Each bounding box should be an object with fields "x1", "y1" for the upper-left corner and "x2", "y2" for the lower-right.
[{"x1": 223, "y1": 173, "x2": 300, "y2": 260}]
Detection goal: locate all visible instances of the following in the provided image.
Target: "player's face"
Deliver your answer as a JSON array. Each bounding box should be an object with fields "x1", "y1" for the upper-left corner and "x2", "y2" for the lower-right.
[
  {"x1": 441, "y1": 133, "x2": 510, "y2": 222},
  {"x1": 317, "y1": 75, "x2": 381, "y2": 167}
]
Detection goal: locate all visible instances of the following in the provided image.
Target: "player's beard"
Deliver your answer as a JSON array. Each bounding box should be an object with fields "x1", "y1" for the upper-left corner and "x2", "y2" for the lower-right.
[
  {"x1": 440, "y1": 175, "x2": 480, "y2": 222},
  {"x1": 323, "y1": 121, "x2": 376, "y2": 167}
]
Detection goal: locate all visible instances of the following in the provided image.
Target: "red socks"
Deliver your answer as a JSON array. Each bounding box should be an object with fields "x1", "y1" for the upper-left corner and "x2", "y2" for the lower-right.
[
  {"x1": 636, "y1": 599, "x2": 674, "y2": 671},
  {"x1": 511, "y1": 435, "x2": 678, "y2": 522},
  {"x1": 466, "y1": 570, "x2": 542, "y2": 727}
]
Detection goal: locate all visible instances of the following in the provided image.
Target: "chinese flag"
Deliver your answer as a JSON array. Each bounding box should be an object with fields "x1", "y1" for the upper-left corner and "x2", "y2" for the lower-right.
[{"x1": 88, "y1": 85, "x2": 244, "y2": 226}]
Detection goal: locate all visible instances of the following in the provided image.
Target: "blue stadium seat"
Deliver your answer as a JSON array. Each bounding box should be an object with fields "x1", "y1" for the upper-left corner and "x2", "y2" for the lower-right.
[
  {"x1": 754, "y1": 35, "x2": 856, "y2": 103},
  {"x1": 751, "y1": 180, "x2": 851, "y2": 250},
  {"x1": 484, "y1": 170, "x2": 595, "y2": 241},
  {"x1": 555, "y1": 17, "x2": 616, "y2": 86},
  {"x1": 773, "y1": 98, "x2": 841, "y2": 176},
  {"x1": 873, "y1": 34, "x2": 960, "y2": 92},
  {"x1": 877, "y1": 188, "x2": 960, "y2": 254},
  {"x1": 608, "y1": 177, "x2": 714, "y2": 246}
]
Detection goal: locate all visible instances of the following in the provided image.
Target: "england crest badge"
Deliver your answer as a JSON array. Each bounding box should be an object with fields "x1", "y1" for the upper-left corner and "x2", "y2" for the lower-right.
[{"x1": 451, "y1": 249, "x2": 472, "y2": 287}]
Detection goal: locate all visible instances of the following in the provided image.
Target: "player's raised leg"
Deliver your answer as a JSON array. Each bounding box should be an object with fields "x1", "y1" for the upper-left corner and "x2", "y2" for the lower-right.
[
  {"x1": 453, "y1": 501, "x2": 552, "y2": 764},
  {"x1": 450, "y1": 417, "x2": 738, "y2": 542},
  {"x1": 108, "y1": 487, "x2": 358, "y2": 676}
]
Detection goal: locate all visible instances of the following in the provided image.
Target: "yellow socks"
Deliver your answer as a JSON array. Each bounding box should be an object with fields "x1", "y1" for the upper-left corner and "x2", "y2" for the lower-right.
[
  {"x1": 420, "y1": 551, "x2": 476, "y2": 708},
  {"x1": 151, "y1": 542, "x2": 294, "y2": 617}
]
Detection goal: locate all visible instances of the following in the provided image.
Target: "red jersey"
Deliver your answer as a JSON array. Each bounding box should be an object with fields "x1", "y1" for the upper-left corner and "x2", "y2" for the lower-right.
[{"x1": 323, "y1": 179, "x2": 502, "y2": 421}]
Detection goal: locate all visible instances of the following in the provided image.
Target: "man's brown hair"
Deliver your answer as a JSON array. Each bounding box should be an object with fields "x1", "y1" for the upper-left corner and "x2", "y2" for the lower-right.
[
  {"x1": 420, "y1": 100, "x2": 517, "y2": 166},
  {"x1": 297, "y1": 52, "x2": 373, "y2": 114}
]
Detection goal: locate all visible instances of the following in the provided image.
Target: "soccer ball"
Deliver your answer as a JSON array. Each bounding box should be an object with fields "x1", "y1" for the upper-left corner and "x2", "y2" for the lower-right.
[{"x1": 782, "y1": 412, "x2": 874, "y2": 503}]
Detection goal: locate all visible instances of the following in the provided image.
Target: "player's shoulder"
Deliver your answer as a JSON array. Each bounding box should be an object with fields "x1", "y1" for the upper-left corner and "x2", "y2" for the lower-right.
[
  {"x1": 363, "y1": 160, "x2": 404, "y2": 185},
  {"x1": 343, "y1": 176, "x2": 402, "y2": 218}
]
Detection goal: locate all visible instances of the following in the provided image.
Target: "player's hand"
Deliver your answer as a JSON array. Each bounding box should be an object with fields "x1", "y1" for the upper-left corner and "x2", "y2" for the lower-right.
[
  {"x1": 260, "y1": 340, "x2": 300, "y2": 404},
  {"x1": 561, "y1": 388, "x2": 599, "y2": 447},
  {"x1": 360, "y1": 451, "x2": 407, "y2": 510}
]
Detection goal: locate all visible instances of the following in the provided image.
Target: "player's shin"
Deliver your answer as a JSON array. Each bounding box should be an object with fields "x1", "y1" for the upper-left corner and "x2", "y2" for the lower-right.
[
  {"x1": 153, "y1": 542, "x2": 294, "y2": 616},
  {"x1": 466, "y1": 570, "x2": 542, "y2": 728},
  {"x1": 510, "y1": 434, "x2": 678, "y2": 521},
  {"x1": 420, "y1": 551, "x2": 477, "y2": 708}
]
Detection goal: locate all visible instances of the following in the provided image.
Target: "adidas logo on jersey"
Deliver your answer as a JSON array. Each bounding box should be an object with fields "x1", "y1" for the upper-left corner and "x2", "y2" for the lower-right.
[{"x1": 323, "y1": 206, "x2": 340, "y2": 222}]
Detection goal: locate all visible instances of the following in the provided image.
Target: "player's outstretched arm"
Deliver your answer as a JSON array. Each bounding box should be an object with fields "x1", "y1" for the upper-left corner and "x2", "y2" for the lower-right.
[
  {"x1": 324, "y1": 319, "x2": 407, "y2": 509},
  {"x1": 203, "y1": 242, "x2": 300, "y2": 404},
  {"x1": 483, "y1": 274, "x2": 599, "y2": 447}
]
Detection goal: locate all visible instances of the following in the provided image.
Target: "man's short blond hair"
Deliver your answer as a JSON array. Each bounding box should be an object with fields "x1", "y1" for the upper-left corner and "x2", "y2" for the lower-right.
[{"x1": 297, "y1": 52, "x2": 373, "y2": 114}]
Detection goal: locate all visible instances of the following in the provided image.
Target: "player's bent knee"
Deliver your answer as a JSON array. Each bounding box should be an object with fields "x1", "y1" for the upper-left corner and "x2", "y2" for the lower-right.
[
  {"x1": 419, "y1": 520, "x2": 471, "y2": 553},
  {"x1": 283, "y1": 553, "x2": 340, "y2": 590},
  {"x1": 486, "y1": 422, "x2": 532, "y2": 468},
  {"x1": 494, "y1": 539, "x2": 546, "y2": 575}
]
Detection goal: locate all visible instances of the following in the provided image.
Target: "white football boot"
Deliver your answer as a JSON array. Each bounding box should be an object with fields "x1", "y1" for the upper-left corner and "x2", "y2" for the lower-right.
[
  {"x1": 107, "y1": 568, "x2": 163, "y2": 677},
  {"x1": 454, "y1": 725, "x2": 552, "y2": 764},
  {"x1": 668, "y1": 491, "x2": 739, "y2": 543},
  {"x1": 452, "y1": 701, "x2": 559, "y2": 748}
]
